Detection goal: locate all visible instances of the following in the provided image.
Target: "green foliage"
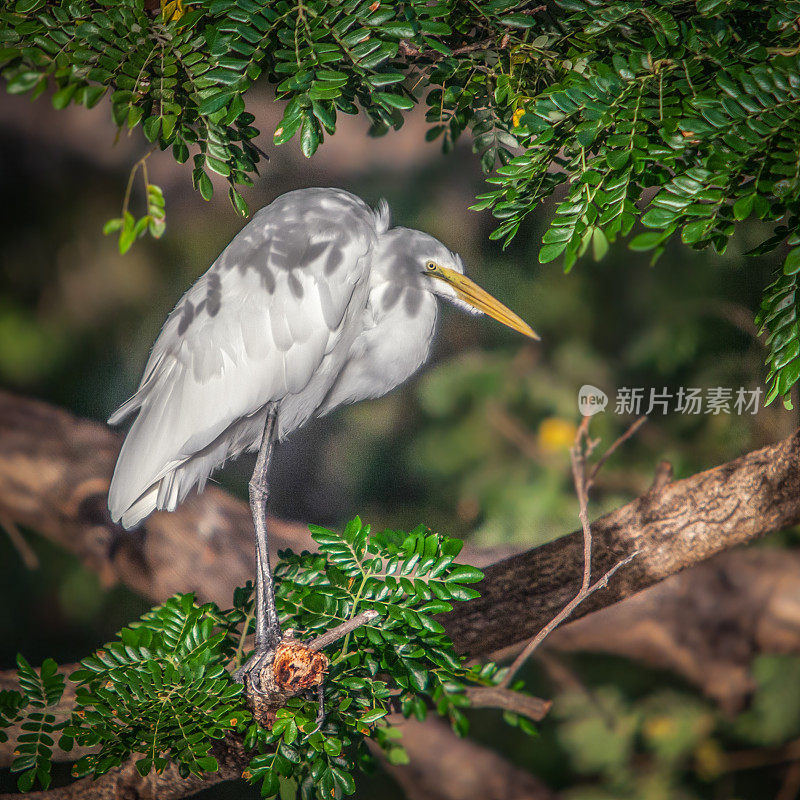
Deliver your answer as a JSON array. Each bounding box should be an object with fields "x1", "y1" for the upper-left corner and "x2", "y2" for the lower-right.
[
  {"x1": 1, "y1": 655, "x2": 65, "y2": 792},
  {"x1": 554, "y1": 686, "x2": 718, "y2": 800},
  {"x1": 731, "y1": 655, "x2": 800, "y2": 746},
  {"x1": 103, "y1": 158, "x2": 167, "y2": 253},
  {"x1": 469, "y1": 1, "x2": 800, "y2": 402},
  {"x1": 2, "y1": 0, "x2": 798, "y2": 399},
  {"x1": 0, "y1": 0, "x2": 261, "y2": 235},
  {"x1": 756, "y1": 248, "x2": 800, "y2": 408},
  {"x1": 67, "y1": 594, "x2": 243, "y2": 779},
  {"x1": 0, "y1": 0, "x2": 528, "y2": 214},
  {"x1": 476, "y1": 3, "x2": 800, "y2": 256},
  {"x1": 242, "y1": 518, "x2": 495, "y2": 798},
  {"x1": 548, "y1": 655, "x2": 800, "y2": 800},
  {"x1": 3, "y1": 519, "x2": 519, "y2": 799}
]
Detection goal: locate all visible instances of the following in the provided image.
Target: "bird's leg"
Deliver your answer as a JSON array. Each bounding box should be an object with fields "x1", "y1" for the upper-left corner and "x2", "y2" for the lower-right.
[
  {"x1": 252, "y1": 414, "x2": 281, "y2": 652},
  {"x1": 234, "y1": 408, "x2": 281, "y2": 690}
]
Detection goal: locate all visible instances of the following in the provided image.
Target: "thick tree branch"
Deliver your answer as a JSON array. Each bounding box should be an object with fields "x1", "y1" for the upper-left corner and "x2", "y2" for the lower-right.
[
  {"x1": 7, "y1": 545, "x2": 798, "y2": 771},
  {"x1": 5, "y1": 545, "x2": 800, "y2": 798},
  {"x1": 0, "y1": 390, "x2": 314, "y2": 603},
  {"x1": 447, "y1": 426, "x2": 800, "y2": 655},
  {"x1": 4, "y1": 392, "x2": 800, "y2": 800},
  {"x1": 0, "y1": 735, "x2": 250, "y2": 800}
]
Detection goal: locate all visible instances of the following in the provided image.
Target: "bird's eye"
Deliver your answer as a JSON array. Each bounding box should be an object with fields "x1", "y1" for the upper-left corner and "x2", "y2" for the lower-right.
[{"x1": 425, "y1": 261, "x2": 437, "y2": 271}]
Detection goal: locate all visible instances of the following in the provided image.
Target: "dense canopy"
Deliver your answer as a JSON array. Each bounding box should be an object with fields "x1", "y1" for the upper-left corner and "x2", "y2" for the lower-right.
[{"x1": 3, "y1": 0, "x2": 800, "y2": 403}]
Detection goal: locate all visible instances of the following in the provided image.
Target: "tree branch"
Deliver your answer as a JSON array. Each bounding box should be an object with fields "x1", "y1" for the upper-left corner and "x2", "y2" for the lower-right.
[
  {"x1": 6, "y1": 544, "x2": 800, "y2": 796},
  {"x1": 0, "y1": 735, "x2": 250, "y2": 800},
  {"x1": 4, "y1": 389, "x2": 800, "y2": 800},
  {"x1": 547, "y1": 547, "x2": 800, "y2": 713},
  {"x1": 464, "y1": 686, "x2": 551, "y2": 721},
  {"x1": 445, "y1": 425, "x2": 800, "y2": 655},
  {"x1": 0, "y1": 389, "x2": 314, "y2": 604}
]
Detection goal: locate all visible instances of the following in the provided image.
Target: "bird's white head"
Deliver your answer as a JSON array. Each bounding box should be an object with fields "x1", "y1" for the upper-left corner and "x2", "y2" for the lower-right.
[{"x1": 378, "y1": 226, "x2": 539, "y2": 340}]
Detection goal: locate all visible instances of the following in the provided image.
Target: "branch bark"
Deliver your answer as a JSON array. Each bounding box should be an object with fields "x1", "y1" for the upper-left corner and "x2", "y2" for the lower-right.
[
  {"x1": 6, "y1": 545, "x2": 799, "y2": 771},
  {"x1": 446, "y1": 425, "x2": 800, "y2": 655},
  {"x1": 547, "y1": 547, "x2": 800, "y2": 713},
  {"x1": 0, "y1": 389, "x2": 313, "y2": 603},
  {"x1": 0, "y1": 735, "x2": 250, "y2": 800}
]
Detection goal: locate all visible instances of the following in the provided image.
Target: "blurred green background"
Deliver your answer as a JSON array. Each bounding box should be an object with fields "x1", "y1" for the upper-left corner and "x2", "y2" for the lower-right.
[{"x1": 1, "y1": 87, "x2": 799, "y2": 799}]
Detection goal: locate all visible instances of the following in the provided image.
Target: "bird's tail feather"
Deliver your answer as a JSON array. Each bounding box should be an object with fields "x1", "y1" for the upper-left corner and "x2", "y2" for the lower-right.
[
  {"x1": 109, "y1": 399, "x2": 263, "y2": 530},
  {"x1": 112, "y1": 459, "x2": 204, "y2": 530},
  {"x1": 119, "y1": 485, "x2": 159, "y2": 529}
]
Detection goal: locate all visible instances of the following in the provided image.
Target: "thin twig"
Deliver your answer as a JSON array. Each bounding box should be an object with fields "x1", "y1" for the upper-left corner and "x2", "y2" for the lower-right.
[
  {"x1": 587, "y1": 415, "x2": 647, "y2": 487},
  {"x1": 572, "y1": 417, "x2": 594, "y2": 595},
  {"x1": 719, "y1": 738, "x2": 800, "y2": 773},
  {"x1": 649, "y1": 459, "x2": 673, "y2": 495},
  {"x1": 307, "y1": 610, "x2": 379, "y2": 652},
  {"x1": 499, "y1": 416, "x2": 641, "y2": 688},
  {"x1": 498, "y1": 554, "x2": 637, "y2": 688},
  {"x1": 465, "y1": 685, "x2": 551, "y2": 722},
  {"x1": 396, "y1": 10, "x2": 546, "y2": 64}
]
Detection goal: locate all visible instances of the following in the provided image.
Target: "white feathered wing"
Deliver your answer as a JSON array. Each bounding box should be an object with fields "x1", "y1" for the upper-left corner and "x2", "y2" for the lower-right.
[{"x1": 108, "y1": 189, "x2": 379, "y2": 528}]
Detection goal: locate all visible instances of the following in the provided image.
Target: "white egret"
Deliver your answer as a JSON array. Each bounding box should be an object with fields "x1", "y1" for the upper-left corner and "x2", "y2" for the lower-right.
[{"x1": 108, "y1": 187, "x2": 537, "y2": 690}]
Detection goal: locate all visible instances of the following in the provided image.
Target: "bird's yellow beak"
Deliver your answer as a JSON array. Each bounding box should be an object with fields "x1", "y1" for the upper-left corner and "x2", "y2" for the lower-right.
[{"x1": 429, "y1": 265, "x2": 540, "y2": 340}]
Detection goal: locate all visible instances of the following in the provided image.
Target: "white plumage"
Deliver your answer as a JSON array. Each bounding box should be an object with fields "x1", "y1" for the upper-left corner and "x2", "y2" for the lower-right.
[{"x1": 108, "y1": 187, "x2": 536, "y2": 530}]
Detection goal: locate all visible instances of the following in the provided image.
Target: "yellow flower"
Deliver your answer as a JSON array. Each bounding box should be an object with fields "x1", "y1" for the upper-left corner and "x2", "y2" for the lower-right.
[
  {"x1": 643, "y1": 714, "x2": 676, "y2": 740},
  {"x1": 537, "y1": 417, "x2": 577, "y2": 453},
  {"x1": 512, "y1": 107, "x2": 525, "y2": 127}
]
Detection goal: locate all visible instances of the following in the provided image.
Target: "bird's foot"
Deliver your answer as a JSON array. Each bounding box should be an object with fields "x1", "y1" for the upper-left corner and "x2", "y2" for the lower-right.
[
  {"x1": 233, "y1": 636, "x2": 330, "y2": 729},
  {"x1": 233, "y1": 646, "x2": 276, "y2": 694},
  {"x1": 309, "y1": 684, "x2": 326, "y2": 734}
]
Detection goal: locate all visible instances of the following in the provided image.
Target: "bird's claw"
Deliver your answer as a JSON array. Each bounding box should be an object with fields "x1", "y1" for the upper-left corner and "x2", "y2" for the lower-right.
[
  {"x1": 233, "y1": 647, "x2": 274, "y2": 693},
  {"x1": 309, "y1": 683, "x2": 326, "y2": 734}
]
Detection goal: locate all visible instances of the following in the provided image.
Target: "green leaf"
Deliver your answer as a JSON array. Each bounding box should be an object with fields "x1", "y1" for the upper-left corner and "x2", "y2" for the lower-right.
[
  {"x1": 733, "y1": 194, "x2": 755, "y2": 221},
  {"x1": 7, "y1": 71, "x2": 42, "y2": 94},
  {"x1": 592, "y1": 227, "x2": 609, "y2": 260},
  {"x1": 784, "y1": 248, "x2": 800, "y2": 276},
  {"x1": 102, "y1": 218, "x2": 124, "y2": 235},
  {"x1": 143, "y1": 116, "x2": 161, "y2": 143},
  {"x1": 229, "y1": 187, "x2": 249, "y2": 217},
  {"x1": 629, "y1": 231, "x2": 667, "y2": 251},
  {"x1": 359, "y1": 709, "x2": 388, "y2": 725},
  {"x1": 374, "y1": 92, "x2": 414, "y2": 110},
  {"x1": 51, "y1": 84, "x2": 78, "y2": 110},
  {"x1": 300, "y1": 115, "x2": 320, "y2": 158},
  {"x1": 538, "y1": 242, "x2": 567, "y2": 263},
  {"x1": 501, "y1": 13, "x2": 538, "y2": 27},
  {"x1": 196, "y1": 171, "x2": 213, "y2": 201}
]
